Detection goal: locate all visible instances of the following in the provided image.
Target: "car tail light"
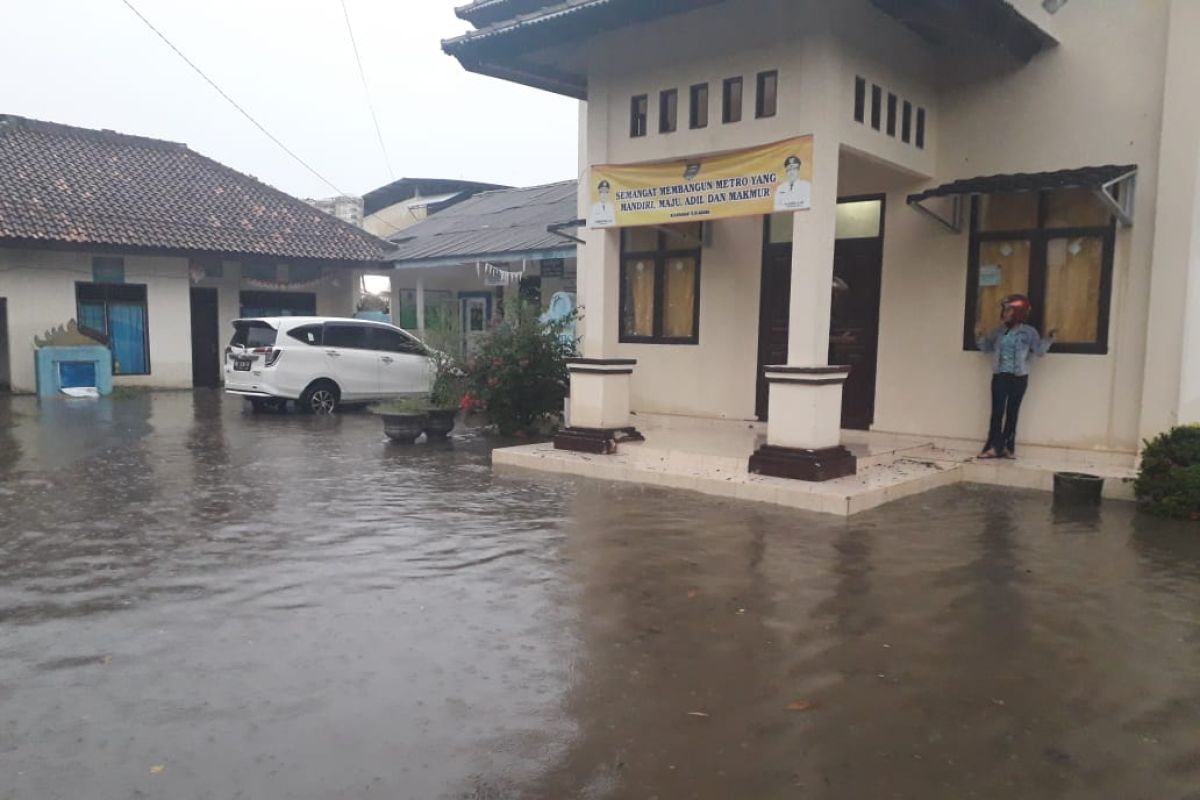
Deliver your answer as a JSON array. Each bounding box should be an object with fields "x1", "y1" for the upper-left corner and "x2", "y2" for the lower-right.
[{"x1": 264, "y1": 349, "x2": 283, "y2": 367}]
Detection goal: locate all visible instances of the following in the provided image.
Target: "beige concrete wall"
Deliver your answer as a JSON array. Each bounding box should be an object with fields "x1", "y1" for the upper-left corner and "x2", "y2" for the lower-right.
[
  {"x1": 898, "y1": 0, "x2": 1169, "y2": 452},
  {"x1": 572, "y1": 0, "x2": 1176, "y2": 453},
  {"x1": 586, "y1": 0, "x2": 935, "y2": 177},
  {"x1": 613, "y1": 215, "x2": 764, "y2": 419},
  {"x1": 0, "y1": 248, "x2": 194, "y2": 392},
  {"x1": 1142, "y1": 0, "x2": 1200, "y2": 431}
]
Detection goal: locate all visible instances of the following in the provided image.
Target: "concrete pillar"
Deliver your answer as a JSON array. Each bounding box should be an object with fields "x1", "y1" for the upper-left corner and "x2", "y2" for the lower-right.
[
  {"x1": 1178, "y1": 141, "x2": 1200, "y2": 424},
  {"x1": 558, "y1": 93, "x2": 640, "y2": 454},
  {"x1": 1140, "y1": 0, "x2": 1200, "y2": 436},
  {"x1": 786, "y1": 132, "x2": 840, "y2": 365},
  {"x1": 750, "y1": 133, "x2": 855, "y2": 481}
]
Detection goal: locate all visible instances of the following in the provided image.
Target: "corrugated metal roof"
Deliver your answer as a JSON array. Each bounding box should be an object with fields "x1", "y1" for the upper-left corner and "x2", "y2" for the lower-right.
[
  {"x1": 386, "y1": 180, "x2": 578, "y2": 267},
  {"x1": 907, "y1": 164, "x2": 1136, "y2": 203}
]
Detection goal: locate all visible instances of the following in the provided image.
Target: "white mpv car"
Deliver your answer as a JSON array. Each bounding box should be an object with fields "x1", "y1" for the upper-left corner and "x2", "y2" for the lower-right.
[{"x1": 224, "y1": 317, "x2": 434, "y2": 414}]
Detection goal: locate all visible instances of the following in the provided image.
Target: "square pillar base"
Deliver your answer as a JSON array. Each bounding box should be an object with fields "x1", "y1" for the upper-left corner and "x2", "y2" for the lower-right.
[
  {"x1": 554, "y1": 426, "x2": 644, "y2": 454},
  {"x1": 559, "y1": 358, "x2": 640, "y2": 455},
  {"x1": 748, "y1": 444, "x2": 857, "y2": 482},
  {"x1": 753, "y1": 365, "x2": 857, "y2": 481}
]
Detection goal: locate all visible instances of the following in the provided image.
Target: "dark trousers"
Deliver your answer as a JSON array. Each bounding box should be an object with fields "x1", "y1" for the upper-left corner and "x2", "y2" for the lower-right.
[{"x1": 985, "y1": 373, "x2": 1028, "y2": 454}]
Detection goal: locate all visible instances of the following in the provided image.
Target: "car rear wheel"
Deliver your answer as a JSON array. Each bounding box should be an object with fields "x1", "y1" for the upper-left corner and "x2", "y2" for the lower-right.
[{"x1": 301, "y1": 381, "x2": 339, "y2": 415}]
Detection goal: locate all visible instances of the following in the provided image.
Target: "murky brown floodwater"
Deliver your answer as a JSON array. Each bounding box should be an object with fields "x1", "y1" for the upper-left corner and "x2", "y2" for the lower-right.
[{"x1": 1, "y1": 391, "x2": 1198, "y2": 800}]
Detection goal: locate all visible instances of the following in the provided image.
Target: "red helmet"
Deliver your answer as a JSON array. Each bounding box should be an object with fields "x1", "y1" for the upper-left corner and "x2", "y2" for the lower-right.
[{"x1": 1001, "y1": 294, "x2": 1031, "y2": 323}]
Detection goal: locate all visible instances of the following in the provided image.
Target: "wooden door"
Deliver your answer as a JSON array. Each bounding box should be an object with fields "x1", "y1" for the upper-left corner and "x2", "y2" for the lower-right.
[
  {"x1": 829, "y1": 236, "x2": 883, "y2": 429},
  {"x1": 755, "y1": 244, "x2": 792, "y2": 419},
  {"x1": 189, "y1": 288, "x2": 221, "y2": 388}
]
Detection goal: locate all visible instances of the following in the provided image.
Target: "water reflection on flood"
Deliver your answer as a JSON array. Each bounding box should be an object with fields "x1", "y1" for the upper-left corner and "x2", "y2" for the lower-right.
[{"x1": 0, "y1": 390, "x2": 1198, "y2": 800}]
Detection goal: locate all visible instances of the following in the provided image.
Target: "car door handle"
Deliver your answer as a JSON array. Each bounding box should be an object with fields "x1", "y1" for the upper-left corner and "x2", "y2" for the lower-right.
[
  {"x1": 380, "y1": 356, "x2": 394, "y2": 364},
  {"x1": 325, "y1": 349, "x2": 341, "y2": 357}
]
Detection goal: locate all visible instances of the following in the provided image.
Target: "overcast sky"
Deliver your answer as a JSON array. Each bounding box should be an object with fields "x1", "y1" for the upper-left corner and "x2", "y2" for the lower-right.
[{"x1": 1, "y1": 0, "x2": 579, "y2": 199}]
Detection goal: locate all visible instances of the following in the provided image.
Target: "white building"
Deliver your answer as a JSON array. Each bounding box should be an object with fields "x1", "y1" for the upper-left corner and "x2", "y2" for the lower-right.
[
  {"x1": 442, "y1": 0, "x2": 1200, "y2": 508},
  {"x1": 0, "y1": 115, "x2": 387, "y2": 394}
]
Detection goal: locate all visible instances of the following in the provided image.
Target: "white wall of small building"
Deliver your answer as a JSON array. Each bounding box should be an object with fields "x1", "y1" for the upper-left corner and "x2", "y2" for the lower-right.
[
  {"x1": 0, "y1": 248, "x2": 193, "y2": 392},
  {"x1": 0, "y1": 247, "x2": 359, "y2": 394}
]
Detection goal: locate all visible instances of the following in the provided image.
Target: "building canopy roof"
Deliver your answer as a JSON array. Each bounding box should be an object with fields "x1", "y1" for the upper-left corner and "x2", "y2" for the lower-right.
[
  {"x1": 907, "y1": 164, "x2": 1137, "y2": 204},
  {"x1": 0, "y1": 115, "x2": 389, "y2": 264},
  {"x1": 443, "y1": 0, "x2": 1057, "y2": 100},
  {"x1": 386, "y1": 180, "x2": 578, "y2": 268},
  {"x1": 907, "y1": 163, "x2": 1138, "y2": 231}
]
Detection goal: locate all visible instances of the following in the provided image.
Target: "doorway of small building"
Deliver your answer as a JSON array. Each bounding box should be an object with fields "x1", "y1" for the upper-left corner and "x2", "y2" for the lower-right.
[
  {"x1": 755, "y1": 195, "x2": 885, "y2": 428},
  {"x1": 459, "y1": 291, "x2": 492, "y2": 354},
  {"x1": 0, "y1": 298, "x2": 10, "y2": 392},
  {"x1": 190, "y1": 287, "x2": 221, "y2": 388}
]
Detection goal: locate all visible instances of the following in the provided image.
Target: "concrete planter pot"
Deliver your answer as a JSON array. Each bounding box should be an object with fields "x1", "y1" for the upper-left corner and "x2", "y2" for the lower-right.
[
  {"x1": 423, "y1": 408, "x2": 458, "y2": 440},
  {"x1": 381, "y1": 412, "x2": 427, "y2": 444},
  {"x1": 1053, "y1": 471, "x2": 1104, "y2": 505}
]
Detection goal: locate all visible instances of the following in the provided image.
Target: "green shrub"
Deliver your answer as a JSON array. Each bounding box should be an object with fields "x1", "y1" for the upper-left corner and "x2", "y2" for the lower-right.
[
  {"x1": 460, "y1": 301, "x2": 576, "y2": 435},
  {"x1": 1134, "y1": 424, "x2": 1200, "y2": 520}
]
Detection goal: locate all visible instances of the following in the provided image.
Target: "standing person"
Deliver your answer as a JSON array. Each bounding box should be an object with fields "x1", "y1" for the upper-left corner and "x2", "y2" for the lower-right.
[{"x1": 974, "y1": 294, "x2": 1055, "y2": 459}]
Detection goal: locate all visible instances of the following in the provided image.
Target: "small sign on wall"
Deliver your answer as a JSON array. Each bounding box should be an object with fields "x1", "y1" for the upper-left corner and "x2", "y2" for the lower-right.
[
  {"x1": 979, "y1": 264, "x2": 1002, "y2": 287},
  {"x1": 540, "y1": 259, "x2": 565, "y2": 278}
]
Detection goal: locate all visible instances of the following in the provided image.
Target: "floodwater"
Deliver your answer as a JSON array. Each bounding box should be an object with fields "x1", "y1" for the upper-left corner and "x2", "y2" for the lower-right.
[{"x1": 1, "y1": 391, "x2": 1198, "y2": 800}]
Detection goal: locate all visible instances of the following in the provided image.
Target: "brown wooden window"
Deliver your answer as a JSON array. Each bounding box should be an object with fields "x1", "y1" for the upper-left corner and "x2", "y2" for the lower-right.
[
  {"x1": 854, "y1": 76, "x2": 866, "y2": 122},
  {"x1": 755, "y1": 70, "x2": 778, "y2": 118},
  {"x1": 964, "y1": 189, "x2": 1115, "y2": 354},
  {"x1": 689, "y1": 83, "x2": 709, "y2": 129},
  {"x1": 886, "y1": 92, "x2": 897, "y2": 136},
  {"x1": 620, "y1": 224, "x2": 702, "y2": 344},
  {"x1": 901, "y1": 100, "x2": 913, "y2": 143},
  {"x1": 630, "y1": 95, "x2": 648, "y2": 137},
  {"x1": 870, "y1": 84, "x2": 882, "y2": 130},
  {"x1": 916, "y1": 107, "x2": 926, "y2": 148},
  {"x1": 722, "y1": 77, "x2": 743, "y2": 124},
  {"x1": 659, "y1": 89, "x2": 678, "y2": 133}
]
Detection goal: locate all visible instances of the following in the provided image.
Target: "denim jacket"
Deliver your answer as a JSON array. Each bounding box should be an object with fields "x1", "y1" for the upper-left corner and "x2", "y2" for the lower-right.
[{"x1": 976, "y1": 324, "x2": 1053, "y2": 376}]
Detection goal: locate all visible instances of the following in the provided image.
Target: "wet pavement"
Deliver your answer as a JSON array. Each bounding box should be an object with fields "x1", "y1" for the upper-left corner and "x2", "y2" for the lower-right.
[{"x1": 1, "y1": 390, "x2": 1198, "y2": 800}]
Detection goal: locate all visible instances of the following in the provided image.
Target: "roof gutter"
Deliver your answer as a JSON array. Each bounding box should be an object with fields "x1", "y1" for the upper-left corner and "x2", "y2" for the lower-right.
[{"x1": 389, "y1": 246, "x2": 577, "y2": 271}]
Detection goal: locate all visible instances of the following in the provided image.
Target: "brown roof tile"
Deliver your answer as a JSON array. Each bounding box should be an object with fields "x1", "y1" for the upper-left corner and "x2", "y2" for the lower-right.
[{"x1": 0, "y1": 115, "x2": 388, "y2": 264}]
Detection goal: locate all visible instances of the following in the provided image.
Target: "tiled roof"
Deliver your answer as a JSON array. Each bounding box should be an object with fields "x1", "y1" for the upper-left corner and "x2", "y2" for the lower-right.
[
  {"x1": 387, "y1": 180, "x2": 578, "y2": 266},
  {"x1": 907, "y1": 164, "x2": 1137, "y2": 203},
  {"x1": 0, "y1": 115, "x2": 389, "y2": 263}
]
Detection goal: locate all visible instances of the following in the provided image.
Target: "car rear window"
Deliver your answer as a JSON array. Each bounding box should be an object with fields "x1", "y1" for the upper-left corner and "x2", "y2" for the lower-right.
[{"x1": 230, "y1": 321, "x2": 277, "y2": 348}]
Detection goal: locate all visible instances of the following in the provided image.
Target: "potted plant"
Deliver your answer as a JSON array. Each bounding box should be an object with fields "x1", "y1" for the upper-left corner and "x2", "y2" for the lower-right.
[
  {"x1": 423, "y1": 349, "x2": 464, "y2": 440},
  {"x1": 371, "y1": 396, "x2": 428, "y2": 444}
]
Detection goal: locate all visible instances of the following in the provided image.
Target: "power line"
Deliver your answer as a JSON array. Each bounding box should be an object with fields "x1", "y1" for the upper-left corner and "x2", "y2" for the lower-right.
[
  {"x1": 119, "y1": 0, "x2": 344, "y2": 195},
  {"x1": 340, "y1": 0, "x2": 395, "y2": 181}
]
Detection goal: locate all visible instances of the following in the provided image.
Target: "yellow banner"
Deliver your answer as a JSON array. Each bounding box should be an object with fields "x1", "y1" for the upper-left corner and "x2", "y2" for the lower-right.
[{"x1": 587, "y1": 135, "x2": 813, "y2": 229}]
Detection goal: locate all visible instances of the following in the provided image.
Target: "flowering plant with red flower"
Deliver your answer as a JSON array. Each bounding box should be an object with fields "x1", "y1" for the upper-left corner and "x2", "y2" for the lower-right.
[{"x1": 459, "y1": 300, "x2": 577, "y2": 435}]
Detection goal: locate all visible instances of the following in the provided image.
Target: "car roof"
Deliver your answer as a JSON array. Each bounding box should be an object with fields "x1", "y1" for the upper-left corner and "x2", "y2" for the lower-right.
[{"x1": 231, "y1": 316, "x2": 399, "y2": 330}]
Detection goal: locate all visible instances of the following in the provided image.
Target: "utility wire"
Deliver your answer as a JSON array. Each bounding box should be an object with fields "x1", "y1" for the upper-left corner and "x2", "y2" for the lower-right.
[
  {"x1": 119, "y1": 0, "x2": 344, "y2": 195},
  {"x1": 340, "y1": 0, "x2": 395, "y2": 180}
]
